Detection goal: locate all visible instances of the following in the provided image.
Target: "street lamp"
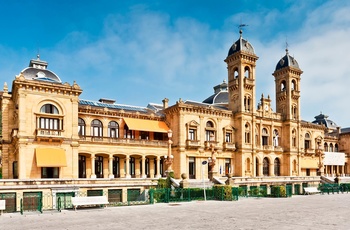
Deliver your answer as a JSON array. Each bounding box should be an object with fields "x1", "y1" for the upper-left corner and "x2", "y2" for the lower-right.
[{"x1": 164, "y1": 129, "x2": 173, "y2": 176}]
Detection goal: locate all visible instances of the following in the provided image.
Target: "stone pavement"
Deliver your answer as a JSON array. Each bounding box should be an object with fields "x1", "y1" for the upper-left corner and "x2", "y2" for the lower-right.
[{"x1": 1, "y1": 193, "x2": 350, "y2": 230}]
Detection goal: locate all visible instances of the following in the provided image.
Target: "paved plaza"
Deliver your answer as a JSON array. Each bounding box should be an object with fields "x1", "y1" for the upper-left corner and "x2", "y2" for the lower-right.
[{"x1": 1, "y1": 194, "x2": 350, "y2": 230}]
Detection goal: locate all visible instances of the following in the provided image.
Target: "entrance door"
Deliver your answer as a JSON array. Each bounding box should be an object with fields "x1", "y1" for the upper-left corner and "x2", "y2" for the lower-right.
[
  {"x1": 23, "y1": 192, "x2": 42, "y2": 212},
  {"x1": 56, "y1": 192, "x2": 74, "y2": 210}
]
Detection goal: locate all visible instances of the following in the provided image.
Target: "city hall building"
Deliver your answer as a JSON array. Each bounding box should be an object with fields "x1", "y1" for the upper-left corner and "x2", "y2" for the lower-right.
[{"x1": 0, "y1": 30, "x2": 349, "y2": 211}]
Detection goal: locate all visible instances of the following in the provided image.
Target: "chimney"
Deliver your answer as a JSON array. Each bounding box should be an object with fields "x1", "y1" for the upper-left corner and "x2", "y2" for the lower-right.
[{"x1": 162, "y1": 98, "x2": 169, "y2": 109}]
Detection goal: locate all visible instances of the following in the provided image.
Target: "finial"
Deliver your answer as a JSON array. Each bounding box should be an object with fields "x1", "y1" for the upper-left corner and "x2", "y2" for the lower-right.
[
  {"x1": 285, "y1": 38, "x2": 289, "y2": 54},
  {"x1": 238, "y1": 23, "x2": 248, "y2": 37}
]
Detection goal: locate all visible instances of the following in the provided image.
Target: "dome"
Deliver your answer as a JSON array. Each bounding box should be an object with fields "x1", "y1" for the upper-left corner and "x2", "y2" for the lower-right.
[
  {"x1": 203, "y1": 80, "x2": 229, "y2": 107},
  {"x1": 312, "y1": 113, "x2": 338, "y2": 130},
  {"x1": 227, "y1": 30, "x2": 255, "y2": 57},
  {"x1": 275, "y1": 49, "x2": 300, "y2": 71},
  {"x1": 20, "y1": 56, "x2": 62, "y2": 83}
]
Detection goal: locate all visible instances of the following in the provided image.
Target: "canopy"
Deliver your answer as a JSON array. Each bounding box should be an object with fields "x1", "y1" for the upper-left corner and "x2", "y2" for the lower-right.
[
  {"x1": 123, "y1": 118, "x2": 169, "y2": 133},
  {"x1": 36, "y1": 148, "x2": 67, "y2": 167}
]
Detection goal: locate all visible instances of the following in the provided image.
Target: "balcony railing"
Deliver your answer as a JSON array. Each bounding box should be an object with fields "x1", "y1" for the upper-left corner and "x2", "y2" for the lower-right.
[
  {"x1": 79, "y1": 136, "x2": 168, "y2": 147},
  {"x1": 274, "y1": 146, "x2": 283, "y2": 152},
  {"x1": 36, "y1": 129, "x2": 63, "y2": 137},
  {"x1": 186, "y1": 139, "x2": 201, "y2": 148},
  {"x1": 223, "y1": 142, "x2": 236, "y2": 151}
]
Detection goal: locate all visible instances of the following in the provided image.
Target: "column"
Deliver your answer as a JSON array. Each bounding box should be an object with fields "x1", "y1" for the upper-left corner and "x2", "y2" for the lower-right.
[
  {"x1": 119, "y1": 158, "x2": 125, "y2": 178},
  {"x1": 135, "y1": 158, "x2": 141, "y2": 178},
  {"x1": 270, "y1": 163, "x2": 275, "y2": 177},
  {"x1": 108, "y1": 156, "x2": 114, "y2": 178},
  {"x1": 141, "y1": 156, "x2": 146, "y2": 178},
  {"x1": 91, "y1": 154, "x2": 96, "y2": 179},
  {"x1": 125, "y1": 156, "x2": 131, "y2": 178},
  {"x1": 156, "y1": 156, "x2": 161, "y2": 178},
  {"x1": 149, "y1": 158, "x2": 155, "y2": 178}
]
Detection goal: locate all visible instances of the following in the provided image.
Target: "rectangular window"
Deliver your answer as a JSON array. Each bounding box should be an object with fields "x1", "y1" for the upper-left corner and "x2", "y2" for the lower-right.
[
  {"x1": 189, "y1": 129, "x2": 196, "y2": 140},
  {"x1": 206, "y1": 131, "x2": 214, "y2": 141},
  {"x1": 189, "y1": 157, "x2": 196, "y2": 179},
  {"x1": 225, "y1": 132, "x2": 232, "y2": 142}
]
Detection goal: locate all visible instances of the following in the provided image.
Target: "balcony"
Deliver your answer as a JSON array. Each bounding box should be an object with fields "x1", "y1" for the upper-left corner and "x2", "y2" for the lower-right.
[
  {"x1": 263, "y1": 145, "x2": 274, "y2": 152},
  {"x1": 36, "y1": 129, "x2": 64, "y2": 142},
  {"x1": 186, "y1": 139, "x2": 201, "y2": 149},
  {"x1": 79, "y1": 136, "x2": 168, "y2": 147},
  {"x1": 205, "y1": 141, "x2": 217, "y2": 150},
  {"x1": 276, "y1": 90, "x2": 287, "y2": 101},
  {"x1": 223, "y1": 142, "x2": 236, "y2": 151},
  {"x1": 274, "y1": 146, "x2": 283, "y2": 153},
  {"x1": 305, "y1": 148, "x2": 316, "y2": 156},
  {"x1": 292, "y1": 90, "x2": 300, "y2": 99},
  {"x1": 244, "y1": 78, "x2": 254, "y2": 89}
]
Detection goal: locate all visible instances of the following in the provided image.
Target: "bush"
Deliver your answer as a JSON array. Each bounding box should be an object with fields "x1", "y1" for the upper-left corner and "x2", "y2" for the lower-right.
[
  {"x1": 271, "y1": 185, "x2": 287, "y2": 197},
  {"x1": 213, "y1": 185, "x2": 233, "y2": 201},
  {"x1": 0, "y1": 167, "x2": 2, "y2": 179}
]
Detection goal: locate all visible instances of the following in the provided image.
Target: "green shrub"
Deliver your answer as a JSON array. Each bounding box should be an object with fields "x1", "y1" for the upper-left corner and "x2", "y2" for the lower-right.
[
  {"x1": 271, "y1": 185, "x2": 287, "y2": 197},
  {"x1": 213, "y1": 185, "x2": 233, "y2": 201},
  {"x1": 0, "y1": 167, "x2": 2, "y2": 179}
]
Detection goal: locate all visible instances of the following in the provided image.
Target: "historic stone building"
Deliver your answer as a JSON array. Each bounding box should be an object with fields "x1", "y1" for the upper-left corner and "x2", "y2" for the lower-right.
[{"x1": 0, "y1": 30, "x2": 349, "y2": 211}]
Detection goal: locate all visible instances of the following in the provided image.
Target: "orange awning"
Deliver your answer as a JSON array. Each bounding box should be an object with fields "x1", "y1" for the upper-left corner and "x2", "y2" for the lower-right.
[
  {"x1": 123, "y1": 118, "x2": 170, "y2": 133},
  {"x1": 36, "y1": 148, "x2": 67, "y2": 167}
]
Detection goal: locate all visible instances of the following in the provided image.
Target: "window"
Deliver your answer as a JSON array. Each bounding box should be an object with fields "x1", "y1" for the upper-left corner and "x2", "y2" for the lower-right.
[
  {"x1": 263, "y1": 158, "x2": 269, "y2": 176},
  {"x1": 262, "y1": 128, "x2": 269, "y2": 146},
  {"x1": 291, "y1": 80, "x2": 296, "y2": 91},
  {"x1": 274, "y1": 158, "x2": 280, "y2": 176},
  {"x1": 324, "y1": 143, "x2": 328, "y2": 152},
  {"x1": 234, "y1": 68, "x2": 239, "y2": 79},
  {"x1": 281, "y1": 80, "x2": 286, "y2": 91},
  {"x1": 292, "y1": 129, "x2": 296, "y2": 147},
  {"x1": 40, "y1": 104, "x2": 59, "y2": 114},
  {"x1": 41, "y1": 167, "x2": 59, "y2": 178},
  {"x1": 140, "y1": 131, "x2": 149, "y2": 140},
  {"x1": 95, "y1": 156, "x2": 103, "y2": 178},
  {"x1": 225, "y1": 159, "x2": 231, "y2": 175},
  {"x1": 189, "y1": 157, "x2": 196, "y2": 179},
  {"x1": 113, "y1": 157, "x2": 120, "y2": 178},
  {"x1": 273, "y1": 130, "x2": 279, "y2": 146},
  {"x1": 78, "y1": 118, "x2": 86, "y2": 136},
  {"x1": 244, "y1": 66, "x2": 250, "y2": 78},
  {"x1": 124, "y1": 124, "x2": 135, "y2": 139},
  {"x1": 329, "y1": 143, "x2": 333, "y2": 152},
  {"x1": 304, "y1": 133, "x2": 311, "y2": 150},
  {"x1": 205, "y1": 121, "x2": 215, "y2": 141},
  {"x1": 38, "y1": 104, "x2": 62, "y2": 135},
  {"x1": 108, "y1": 121, "x2": 119, "y2": 138},
  {"x1": 245, "y1": 123, "x2": 251, "y2": 144},
  {"x1": 189, "y1": 128, "x2": 196, "y2": 140},
  {"x1": 244, "y1": 96, "x2": 251, "y2": 111},
  {"x1": 91, "y1": 119, "x2": 103, "y2": 137},
  {"x1": 78, "y1": 155, "x2": 86, "y2": 178},
  {"x1": 335, "y1": 144, "x2": 339, "y2": 152},
  {"x1": 225, "y1": 132, "x2": 232, "y2": 142}
]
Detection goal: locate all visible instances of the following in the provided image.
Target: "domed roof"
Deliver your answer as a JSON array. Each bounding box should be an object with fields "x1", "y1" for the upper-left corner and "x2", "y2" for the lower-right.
[
  {"x1": 203, "y1": 80, "x2": 229, "y2": 107},
  {"x1": 275, "y1": 49, "x2": 300, "y2": 71},
  {"x1": 312, "y1": 113, "x2": 338, "y2": 130},
  {"x1": 20, "y1": 56, "x2": 62, "y2": 83},
  {"x1": 227, "y1": 30, "x2": 255, "y2": 57}
]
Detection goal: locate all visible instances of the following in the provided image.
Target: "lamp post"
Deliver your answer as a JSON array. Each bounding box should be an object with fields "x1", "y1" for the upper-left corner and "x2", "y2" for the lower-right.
[{"x1": 164, "y1": 129, "x2": 173, "y2": 177}]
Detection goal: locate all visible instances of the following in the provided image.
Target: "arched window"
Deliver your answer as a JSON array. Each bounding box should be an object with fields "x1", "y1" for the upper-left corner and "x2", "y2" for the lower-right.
[
  {"x1": 263, "y1": 157, "x2": 269, "y2": 176},
  {"x1": 244, "y1": 95, "x2": 251, "y2": 112},
  {"x1": 292, "y1": 105, "x2": 297, "y2": 119},
  {"x1": 329, "y1": 143, "x2": 333, "y2": 152},
  {"x1": 262, "y1": 128, "x2": 269, "y2": 146},
  {"x1": 78, "y1": 118, "x2": 86, "y2": 136},
  {"x1": 335, "y1": 144, "x2": 339, "y2": 152},
  {"x1": 38, "y1": 103, "x2": 62, "y2": 134},
  {"x1": 291, "y1": 80, "x2": 296, "y2": 90},
  {"x1": 324, "y1": 143, "x2": 328, "y2": 152},
  {"x1": 234, "y1": 68, "x2": 239, "y2": 79},
  {"x1": 244, "y1": 66, "x2": 250, "y2": 78},
  {"x1": 281, "y1": 80, "x2": 286, "y2": 91},
  {"x1": 273, "y1": 129, "x2": 279, "y2": 146},
  {"x1": 274, "y1": 158, "x2": 281, "y2": 176},
  {"x1": 40, "y1": 104, "x2": 59, "y2": 114},
  {"x1": 292, "y1": 129, "x2": 296, "y2": 147},
  {"x1": 205, "y1": 121, "x2": 216, "y2": 141},
  {"x1": 108, "y1": 121, "x2": 119, "y2": 138},
  {"x1": 245, "y1": 123, "x2": 251, "y2": 144},
  {"x1": 304, "y1": 133, "x2": 311, "y2": 150},
  {"x1": 91, "y1": 119, "x2": 103, "y2": 137}
]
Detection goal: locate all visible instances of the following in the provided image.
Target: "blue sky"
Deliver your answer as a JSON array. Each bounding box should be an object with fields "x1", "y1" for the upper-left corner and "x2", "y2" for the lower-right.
[{"x1": 1, "y1": 0, "x2": 350, "y2": 126}]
